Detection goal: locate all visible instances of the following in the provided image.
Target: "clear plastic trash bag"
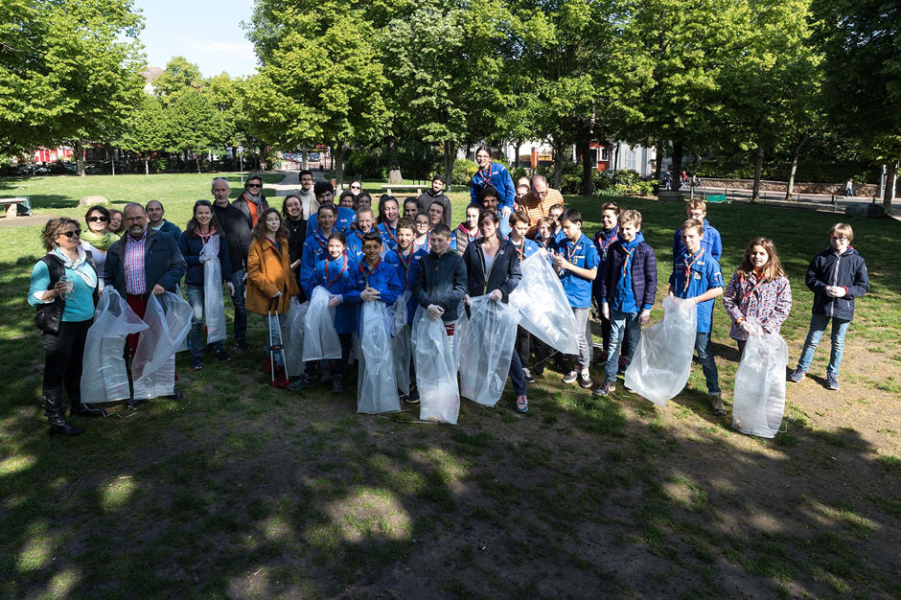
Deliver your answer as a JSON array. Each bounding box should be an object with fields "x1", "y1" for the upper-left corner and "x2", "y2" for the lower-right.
[
  {"x1": 732, "y1": 331, "x2": 789, "y2": 438},
  {"x1": 302, "y1": 287, "x2": 342, "y2": 361},
  {"x1": 201, "y1": 234, "x2": 227, "y2": 344},
  {"x1": 459, "y1": 296, "x2": 522, "y2": 407},
  {"x1": 357, "y1": 302, "x2": 401, "y2": 414},
  {"x1": 282, "y1": 298, "x2": 309, "y2": 377},
  {"x1": 509, "y1": 253, "x2": 580, "y2": 355},
  {"x1": 391, "y1": 292, "x2": 412, "y2": 395},
  {"x1": 81, "y1": 288, "x2": 149, "y2": 404},
  {"x1": 624, "y1": 296, "x2": 697, "y2": 406},
  {"x1": 132, "y1": 292, "x2": 192, "y2": 400},
  {"x1": 174, "y1": 284, "x2": 188, "y2": 353},
  {"x1": 412, "y1": 306, "x2": 459, "y2": 424}
]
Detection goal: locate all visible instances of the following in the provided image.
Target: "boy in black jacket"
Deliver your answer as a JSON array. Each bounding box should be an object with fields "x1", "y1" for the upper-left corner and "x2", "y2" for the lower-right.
[
  {"x1": 788, "y1": 223, "x2": 869, "y2": 391},
  {"x1": 413, "y1": 223, "x2": 468, "y2": 348}
]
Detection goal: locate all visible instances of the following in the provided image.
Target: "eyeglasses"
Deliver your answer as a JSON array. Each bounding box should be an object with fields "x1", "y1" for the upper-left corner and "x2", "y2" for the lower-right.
[
  {"x1": 247, "y1": 183, "x2": 262, "y2": 188},
  {"x1": 350, "y1": 185, "x2": 361, "y2": 190},
  {"x1": 62, "y1": 230, "x2": 81, "y2": 238},
  {"x1": 88, "y1": 216, "x2": 109, "y2": 222}
]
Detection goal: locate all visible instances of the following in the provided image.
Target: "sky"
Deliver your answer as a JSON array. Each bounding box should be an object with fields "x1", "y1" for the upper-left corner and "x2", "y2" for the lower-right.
[{"x1": 133, "y1": 0, "x2": 259, "y2": 78}]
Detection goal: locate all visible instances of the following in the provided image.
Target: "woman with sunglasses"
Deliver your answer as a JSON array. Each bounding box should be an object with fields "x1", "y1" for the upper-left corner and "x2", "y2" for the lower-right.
[
  {"x1": 80, "y1": 205, "x2": 119, "y2": 289},
  {"x1": 28, "y1": 218, "x2": 104, "y2": 436},
  {"x1": 178, "y1": 201, "x2": 235, "y2": 371}
]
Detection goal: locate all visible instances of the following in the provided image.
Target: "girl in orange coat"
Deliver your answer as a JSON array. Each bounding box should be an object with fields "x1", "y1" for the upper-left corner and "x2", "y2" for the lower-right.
[{"x1": 247, "y1": 208, "x2": 300, "y2": 385}]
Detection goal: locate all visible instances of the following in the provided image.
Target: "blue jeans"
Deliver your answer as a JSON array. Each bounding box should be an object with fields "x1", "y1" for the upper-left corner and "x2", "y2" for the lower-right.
[
  {"x1": 797, "y1": 313, "x2": 850, "y2": 376},
  {"x1": 509, "y1": 349, "x2": 526, "y2": 396},
  {"x1": 186, "y1": 285, "x2": 223, "y2": 358},
  {"x1": 605, "y1": 310, "x2": 641, "y2": 381},
  {"x1": 695, "y1": 331, "x2": 721, "y2": 394},
  {"x1": 229, "y1": 269, "x2": 248, "y2": 343},
  {"x1": 499, "y1": 211, "x2": 511, "y2": 238}
]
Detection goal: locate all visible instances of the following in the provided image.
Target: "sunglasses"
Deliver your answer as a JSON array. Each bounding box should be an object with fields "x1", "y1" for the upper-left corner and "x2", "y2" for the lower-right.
[
  {"x1": 62, "y1": 230, "x2": 82, "y2": 238},
  {"x1": 351, "y1": 185, "x2": 361, "y2": 190},
  {"x1": 247, "y1": 183, "x2": 262, "y2": 188},
  {"x1": 88, "y1": 216, "x2": 109, "y2": 222}
]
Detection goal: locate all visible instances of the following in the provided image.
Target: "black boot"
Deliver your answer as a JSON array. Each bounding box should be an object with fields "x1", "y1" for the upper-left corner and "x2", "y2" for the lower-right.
[
  {"x1": 44, "y1": 390, "x2": 83, "y2": 436},
  {"x1": 331, "y1": 375, "x2": 344, "y2": 395},
  {"x1": 67, "y1": 378, "x2": 107, "y2": 417}
]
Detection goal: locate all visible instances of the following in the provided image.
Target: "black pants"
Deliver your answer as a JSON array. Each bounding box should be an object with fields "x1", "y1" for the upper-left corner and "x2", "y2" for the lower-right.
[
  {"x1": 331, "y1": 333, "x2": 353, "y2": 377},
  {"x1": 42, "y1": 319, "x2": 92, "y2": 398},
  {"x1": 516, "y1": 326, "x2": 531, "y2": 367}
]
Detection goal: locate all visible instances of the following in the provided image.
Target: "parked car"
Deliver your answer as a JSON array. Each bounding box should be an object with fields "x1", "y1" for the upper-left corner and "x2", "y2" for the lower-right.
[{"x1": 309, "y1": 152, "x2": 321, "y2": 162}]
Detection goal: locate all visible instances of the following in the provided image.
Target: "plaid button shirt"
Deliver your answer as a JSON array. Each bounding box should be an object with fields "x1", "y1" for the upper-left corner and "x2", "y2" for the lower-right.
[{"x1": 124, "y1": 231, "x2": 147, "y2": 295}]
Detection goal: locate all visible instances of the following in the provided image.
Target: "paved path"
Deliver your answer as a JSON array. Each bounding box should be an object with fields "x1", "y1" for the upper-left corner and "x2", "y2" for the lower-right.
[{"x1": 0, "y1": 214, "x2": 53, "y2": 229}]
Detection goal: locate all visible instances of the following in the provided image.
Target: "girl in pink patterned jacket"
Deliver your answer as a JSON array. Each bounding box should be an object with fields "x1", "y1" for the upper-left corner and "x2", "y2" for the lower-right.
[{"x1": 723, "y1": 237, "x2": 792, "y2": 355}]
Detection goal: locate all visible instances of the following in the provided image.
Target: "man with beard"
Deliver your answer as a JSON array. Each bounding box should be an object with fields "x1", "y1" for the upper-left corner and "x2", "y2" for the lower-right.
[
  {"x1": 298, "y1": 170, "x2": 317, "y2": 219},
  {"x1": 416, "y1": 175, "x2": 453, "y2": 227}
]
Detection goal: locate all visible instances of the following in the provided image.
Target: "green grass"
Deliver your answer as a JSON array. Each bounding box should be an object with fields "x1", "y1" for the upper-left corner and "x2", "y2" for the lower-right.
[{"x1": 1, "y1": 174, "x2": 900, "y2": 598}]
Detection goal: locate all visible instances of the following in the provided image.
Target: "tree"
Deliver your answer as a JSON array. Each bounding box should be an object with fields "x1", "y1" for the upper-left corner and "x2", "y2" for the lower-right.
[
  {"x1": 245, "y1": 1, "x2": 392, "y2": 184},
  {"x1": 717, "y1": 0, "x2": 822, "y2": 201},
  {"x1": 812, "y1": 0, "x2": 901, "y2": 213},
  {"x1": 169, "y1": 92, "x2": 226, "y2": 173},
  {"x1": 0, "y1": 0, "x2": 145, "y2": 172},
  {"x1": 117, "y1": 95, "x2": 172, "y2": 174},
  {"x1": 153, "y1": 56, "x2": 205, "y2": 103}
]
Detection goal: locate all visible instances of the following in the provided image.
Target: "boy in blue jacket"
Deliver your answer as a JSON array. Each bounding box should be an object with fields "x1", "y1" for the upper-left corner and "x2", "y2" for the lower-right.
[
  {"x1": 595, "y1": 210, "x2": 657, "y2": 396},
  {"x1": 669, "y1": 219, "x2": 725, "y2": 414},
  {"x1": 553, "y1": 208, "x2": 600, "y2": 390},
  {"x1": 592, "y1": 202, "x2": 621, "y2": 366},
  {"x1": 673, "y1": 199, "x2": 722, "y2": 263},
  {"x1": 346, "y1": 207, "x2": 377, "y2": 263},
  {"x1": 788, "y1": 223, "x2": 869, "y2": 391}
]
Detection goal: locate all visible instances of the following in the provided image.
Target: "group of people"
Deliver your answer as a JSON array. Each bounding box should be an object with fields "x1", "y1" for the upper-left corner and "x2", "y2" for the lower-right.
[{"x1": 29, "y1": 148, "x2": 870, "y2": 435}]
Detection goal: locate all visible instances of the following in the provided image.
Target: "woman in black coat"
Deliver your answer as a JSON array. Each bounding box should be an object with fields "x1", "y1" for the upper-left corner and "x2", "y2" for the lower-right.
[
  {"x1": 461, "y1": 211, "x2": 528, "y2": 412},
  {"x1": 282, "y1": 194, "x2": 307, "y2": 301}
]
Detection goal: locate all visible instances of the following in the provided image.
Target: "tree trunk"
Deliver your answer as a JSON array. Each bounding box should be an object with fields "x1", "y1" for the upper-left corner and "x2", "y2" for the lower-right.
[
  {"x1": 334, "y1": 143, "x2": 345, "y2": 186},
  {"x1": 552, "y1": 138, "x2": 564, "y2": 190},
  {"x1": 443, "y1": 140, "x2": 454, "y2": 188},
  {"x1": 654, "y1": 140, "x2": 663, "y2": 182},
  {"x1": 386, "y1": 134, "x2": 402, "y2": 184},
  {"x1": 576, "y1": 135, "x2": 593, "y2": 196},
  {"x1": 671, "y1": 140, "x2": 684, "y2": 190},
  {"x1": 75, "y1": 140, "x2": 86, "y2": 177},
  {"x1": 884, "y1": 161, "x2": 898, "y2": 216},
  {"x1": 144, "y1": 155, "x2": 150, "y2": 175},
  {"x1": 301, "y1": 145, "x2": 308, "y2": 170},
  {"x1": 751, "y1": 145, "x2": 764, "y2": 202},
  {"x1": 785, "y1": 135, "x2": 808, "y2": 200},
  {"x1": 513, "y1": 142, "x2": 520, "y2": 170},
  {"x1": 197, "y1": 152, "x2": 202, "y2": 175}
]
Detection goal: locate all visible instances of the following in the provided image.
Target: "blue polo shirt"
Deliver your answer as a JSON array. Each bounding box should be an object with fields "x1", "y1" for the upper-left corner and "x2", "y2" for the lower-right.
[
  {"x1": 669, "y1": 249, "x2": 724, "y2": 333},
  {"x1": 559, "y1": 233, "x2": 600, "y2": 309},
  {"x1": 385, "y1": 247, "x2": 426, "y2": 324}
]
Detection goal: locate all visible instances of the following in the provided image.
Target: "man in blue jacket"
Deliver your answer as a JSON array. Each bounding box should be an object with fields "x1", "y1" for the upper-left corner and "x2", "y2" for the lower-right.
[
  {"x1": 104, "y1": 202, "x2": 187, "y2": 402},
  {"x1": 470, "y1": 146, "x2": 515, "y2": 237}
]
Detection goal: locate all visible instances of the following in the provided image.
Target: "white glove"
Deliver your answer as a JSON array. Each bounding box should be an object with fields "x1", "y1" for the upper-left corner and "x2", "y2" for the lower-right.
[
  {"x1": 271, "y1": 290, "x2": 282, "y2": 299},
  {"x1": 360, "y1": 288, "x2": 380, "y2": 302},
  {"x1": 463, "y1": 294, "x2": 471, "y2": 306},
  {"x1": 226, "y1": 282, "x2": 235, "y2": 296},
  {"x1": 501, "y1": 206, "x2": 512, "y2": 219},
  {"x1": 488, "y1": 289, "x2": 503, "y2": 302},
  {"x1": 328, "y1": 294, "x2": 343, "y2": 307},
  {"x1": 740, "y1": 320, "x2": 756, "y2": 334},
  {"x1": 639, "y1": 309, "x2": 650, "y2": 325},
  {"x1": 601, "y1": 303, "x2": 610, "y2": 320},
  {"x1": 826, "y1": 286, "x2": 847, "y2": 298},
  {"x1": 427, "y1": 304, "x2": 444, "y2": 320},
  {"x1": 199, "y1": 254, "x2": 212, "y2": 263}
]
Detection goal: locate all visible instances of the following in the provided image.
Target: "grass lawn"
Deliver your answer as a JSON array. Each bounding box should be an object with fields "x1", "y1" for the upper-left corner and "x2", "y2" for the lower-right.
[{"x1": 2, "y1": 174, "x2": 901, "y2": 599}]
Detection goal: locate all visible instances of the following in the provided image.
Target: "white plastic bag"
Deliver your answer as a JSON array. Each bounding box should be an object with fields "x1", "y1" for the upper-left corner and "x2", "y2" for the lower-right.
[
  {"x1": 132, "y1": 292, "x2": 192, "y2": 400},
  {"x1": 624, "y1": 296, "x2": 697, "y2": 406},
  {"x1": 357, "y1": 302, "x2": 401, "y2": 414},
  {"x1": 412, "y1": 307, "x2": 459, "y2": 424},
  {"x1": 202, "y1": 235, "x2": 227, "y2": 344},
  {"x1": 174, "y1": 284, "x2": 188, "y2": 353},
  {"x1": 732, "y1": 332, "x2": 788, "y2": 438},
  {"x1": 391, "y1": 292, "x2": 412, "y2": 395},
  {"x1": 81, "y1": 288, "x2": 149, "y2": 404},
  {"x1": 509, "y1": 253, "x2": 580, "y2": 355},
  {"x1": 282, "y1": 298, "x2": 309, "y2": 377},
  {"x1": 459, "y1": 297, "x2": 522, "y2": 407},
  {"x1": 302, "y1": 287, "x2": 342, "y2": 361}
]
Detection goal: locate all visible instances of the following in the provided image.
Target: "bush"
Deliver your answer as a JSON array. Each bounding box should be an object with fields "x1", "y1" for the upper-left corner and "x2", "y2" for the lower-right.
[
  {"x1": 593, "y1": 170, "x2": 616, "y2": 191},
  {"x1": 345, "y1": 149, "x2": 387, "y2": 179},
  {"x1": 613, "y1": 169, "x2": 641, "y2": 186},
  {"x1": 511, "y1": 167, "x2": 530, "y2": 184},
  {"x1": 395, "y1": 142, "x2": 442, "y2": 181},
  {"x1": 452, "y1": 159, "x2": 479, "y2": 186}
]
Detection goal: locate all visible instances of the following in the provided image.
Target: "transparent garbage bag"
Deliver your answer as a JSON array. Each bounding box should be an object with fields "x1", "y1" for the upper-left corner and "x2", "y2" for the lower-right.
[
  {"x1": 132, "y1": 292, "x2": 192, "y2": 400},
  {"x1": 302, "y1": 287, "x2": 342, "y2": 361},
  {"x1": 282, "y1": 298, "x2": 309, "y2": 377},
  {"x1": 357, "y1": 302, "x2": 401, "y2": 414},
  {"x1": 175, "y1": 284, "x2": 188, "y2": 353},
  {"x1": 201, "y1": 235, "x2": 227, "y2": 344},
  {"x1": 624, "y1": 296, "x2": 697, "y2": 406},
  {"x1": 732, "y1": 331, "x2": 789, "y2": 438},
  {"x1": 81, "y1": 288, "x2": 149, "y2": 404},
  {"x1": 459, "y1": 296, "x2": 522, "y2": 407},
  {"x1": 412, "y1": 307, "x2": 459, "y2": 424},
  {"x1": 509, "y1": 253, "x2": 580, "y2": 355},
  {"x1": 391, "y1": 292, "x2": 412, "y2": 395}
]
